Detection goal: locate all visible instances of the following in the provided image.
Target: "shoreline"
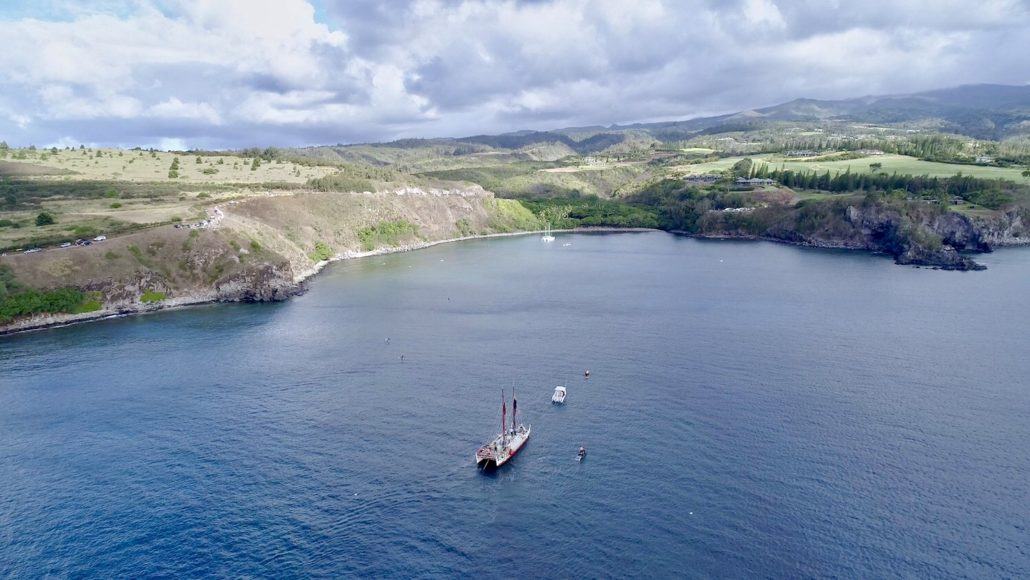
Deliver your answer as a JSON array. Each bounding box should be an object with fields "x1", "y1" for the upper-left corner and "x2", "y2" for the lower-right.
[
  {"x1": 0, "y1": 227, "x2": 655, "y2": 337},
  {"x1": 8, "y1": 225, "x2": 1019, "y2": 337}
]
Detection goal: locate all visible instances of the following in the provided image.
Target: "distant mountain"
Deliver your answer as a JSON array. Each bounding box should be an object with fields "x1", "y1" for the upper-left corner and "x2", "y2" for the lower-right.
[
  {"x1": 295, "y1": 84, "x2": 1030, "y2": 163},
  {"x1": 616, "y1": 84, "x2": 1030, "y2": 140}
]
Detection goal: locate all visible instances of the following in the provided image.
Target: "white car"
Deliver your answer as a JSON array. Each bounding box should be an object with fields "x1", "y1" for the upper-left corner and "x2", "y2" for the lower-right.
[
  {"x1": 93, "y1": 235, "x2": 107, "y2": 242},
  {"x1": 60, "y1": 242, "x2": 72, "y2": 248}
]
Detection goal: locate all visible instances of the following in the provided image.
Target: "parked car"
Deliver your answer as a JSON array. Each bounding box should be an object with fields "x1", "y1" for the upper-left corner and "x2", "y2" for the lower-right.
[
  {"x1": 60, "y1": 242, "x2": 72, "y2": 248},
  {"x1": 93, "y1": 235, "x2": 107, "y2": 242}
]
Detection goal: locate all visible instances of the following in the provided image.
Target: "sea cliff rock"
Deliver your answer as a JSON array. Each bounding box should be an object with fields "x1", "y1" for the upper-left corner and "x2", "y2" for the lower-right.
[{"x1": 215, "y1": 261, "x2": 299, "y2": 302}]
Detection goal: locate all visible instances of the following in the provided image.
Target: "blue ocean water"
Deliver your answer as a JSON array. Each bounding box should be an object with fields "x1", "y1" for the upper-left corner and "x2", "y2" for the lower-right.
[{"x1": 2, "y1": 232, "x2": 1028, "y2": 577}]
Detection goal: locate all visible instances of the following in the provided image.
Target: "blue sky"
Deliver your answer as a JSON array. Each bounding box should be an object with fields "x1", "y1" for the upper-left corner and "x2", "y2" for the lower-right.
[{"x1": 0, "y1": 0, "x2": 1027, "y2": 150}]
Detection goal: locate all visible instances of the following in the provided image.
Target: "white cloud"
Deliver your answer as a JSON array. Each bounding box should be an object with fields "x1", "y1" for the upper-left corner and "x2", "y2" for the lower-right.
[
  {"x1": 149, "y1": 98, "x2": 222, "y2": 124},
  {"x1": 0, "y1": 0, "x2": 1026, "y2": 147},
  {"x1": 158, "y1": 137, "x2": 188, "y2": 151}
]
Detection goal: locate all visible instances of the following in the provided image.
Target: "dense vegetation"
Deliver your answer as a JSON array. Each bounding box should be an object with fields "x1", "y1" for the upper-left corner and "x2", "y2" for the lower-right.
[
  {"x1": 521, "y1": 196, "x2": 660, "y2": 229},
  {"x1": 309, "y1": 241, "x2": 334, "y2": 261},
  {"x1": 750, "y1": 164, "x2": 1021, "y2": 209},
  {"x1": 0, "y1": 265, "x2": 99, "y2": 323},
  {"x1": 356, "y1": 220, "x2": 419, "y2": 251}
]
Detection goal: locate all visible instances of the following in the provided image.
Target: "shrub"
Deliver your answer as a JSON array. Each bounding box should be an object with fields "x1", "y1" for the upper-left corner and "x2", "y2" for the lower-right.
[
  {"x1": 72, "y1": 292, "x2": 103, "y2": 314},
  {"x1": 486, "y1": 199, "x2": 542, "y2": 232},
  {"x1": 356, "y1": 220, "x2": 419, "y2": 251},
  {"x1": 309, "y1": 241, "x2": 334, "y2": 262},
  {"x1": 72, "y1": 225, "x2": 99, "y2": 237},
  {"x1": 0, "y1": 269, "x2": 98, "y2": 324},
  {"x1": 140, "y1": 290, "x2": 166, "y2": 303},
  {"x1": 110, "y1": 202, "x2": 122, "y2": 208},
  {"x1": 35, "y1": 212, "x2": 56, "y2": 226}
]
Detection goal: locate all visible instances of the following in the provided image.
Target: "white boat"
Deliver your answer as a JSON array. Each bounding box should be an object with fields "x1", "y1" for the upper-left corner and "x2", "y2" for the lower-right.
[
  {"x1": 541, "y1": 223, "x2": 555, "y2": 243},
  {"x1": 551, "y1": 385, "x2": 567, "y2": 404},
  {"x1": 476, "y1": 389, "x2": 531, "y2": 469}
]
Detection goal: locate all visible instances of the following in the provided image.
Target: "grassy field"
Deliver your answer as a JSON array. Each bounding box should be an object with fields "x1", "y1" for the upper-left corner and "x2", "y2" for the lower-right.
[
  {"x1": 419, "y1": 162, "x2": 653, "y2": 198},
  {"x1": 669, "y1": 156, "x2": 746, "y2": 175},
  {"x1": 672, "y1": 154, "x2": 1030, "y2": 181},
  {"x1": 0, "y1": 146, "x2": 350, "y2": 251},
  {"x1": 1, "y1": 148, "x2": 334, "y2": 183}
]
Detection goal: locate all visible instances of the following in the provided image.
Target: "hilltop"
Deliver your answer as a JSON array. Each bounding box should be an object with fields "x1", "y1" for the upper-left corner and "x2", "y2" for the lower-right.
[{"x1": 2, "y1": 84, "x2": 1030, "y2": 333}]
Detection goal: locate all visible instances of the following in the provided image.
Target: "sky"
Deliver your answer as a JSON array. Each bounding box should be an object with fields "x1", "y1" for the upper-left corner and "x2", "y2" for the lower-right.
[{"x1": 0, "y1": 0, "x2": 1027, "y2": 150}]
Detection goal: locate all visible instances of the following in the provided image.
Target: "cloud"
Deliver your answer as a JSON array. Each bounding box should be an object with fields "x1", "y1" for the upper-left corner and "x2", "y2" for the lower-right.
[{"x1": 0, "y1": 0, "x2": 1026, "y2": 148}]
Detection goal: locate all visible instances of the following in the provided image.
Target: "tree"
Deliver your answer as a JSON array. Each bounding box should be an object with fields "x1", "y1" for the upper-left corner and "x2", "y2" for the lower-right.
[
  {"x1": 250, "y1": 157, "x2": 261, "y2": 171},
  {"x1": 35, "y1": 212, "x2": 56, "y2": 226},
  {"x1": 731, "y1": 157, "x2": 753, "y2": 178}
]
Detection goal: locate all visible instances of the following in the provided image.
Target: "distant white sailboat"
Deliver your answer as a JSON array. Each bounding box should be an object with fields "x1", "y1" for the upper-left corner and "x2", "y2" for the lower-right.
[{"x1": 541, "y1": 222, "x2": 555, "y2": 243}]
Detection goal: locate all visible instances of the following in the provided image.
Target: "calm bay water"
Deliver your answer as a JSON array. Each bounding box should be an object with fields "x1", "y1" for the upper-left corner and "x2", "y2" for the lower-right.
[{"x1": 2, "y1": 232, "x2": 1028, "y2": 577}]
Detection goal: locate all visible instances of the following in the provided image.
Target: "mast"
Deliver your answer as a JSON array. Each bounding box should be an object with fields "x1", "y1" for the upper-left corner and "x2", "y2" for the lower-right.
[{"x1": 501, "y1": 389, "x2": 507, "y2": 444}]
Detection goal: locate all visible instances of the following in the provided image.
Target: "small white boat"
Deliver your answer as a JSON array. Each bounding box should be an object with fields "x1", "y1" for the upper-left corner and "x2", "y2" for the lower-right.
[
  {"x1": 551, "y1": 385, "x2": 567, "y2": 404},
  {"x1": 541, "y1": 222, "x2": 555, "y2": 243},
  {"x1": 577, "y1": 446, "x2": 587, "y2": 461}
]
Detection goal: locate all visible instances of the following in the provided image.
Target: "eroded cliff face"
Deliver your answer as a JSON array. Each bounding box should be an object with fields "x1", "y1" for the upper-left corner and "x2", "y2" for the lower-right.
[
  {"x1": 0, "y1": 186, "x2": 531, "y2": 333},
  {"x1": 832, "y1": 204, "x2": 1030, "y2": 269},
  {"x1": 840, "y1": 204, "x2": 984, "y2": 270},
  {"x1": 971, "y1": 209, "x2": 1030, "y2": 247},
  {"x1": 704, "y1": 199, "x2": 1028, "y2": 271}
]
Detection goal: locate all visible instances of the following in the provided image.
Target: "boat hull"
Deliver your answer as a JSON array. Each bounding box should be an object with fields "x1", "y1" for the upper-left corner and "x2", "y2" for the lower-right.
[{"x1": 475, "y1": 425, "x2": 530, "y2": 469}]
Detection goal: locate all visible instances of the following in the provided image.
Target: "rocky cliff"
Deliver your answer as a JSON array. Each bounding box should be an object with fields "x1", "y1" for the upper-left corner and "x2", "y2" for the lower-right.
[
  {"x1": 698, "y1": 198, "x2": 1029, "y2": 271},
  {"x1": 0, "y1": 186, "x2": 540, "y2": 334}
]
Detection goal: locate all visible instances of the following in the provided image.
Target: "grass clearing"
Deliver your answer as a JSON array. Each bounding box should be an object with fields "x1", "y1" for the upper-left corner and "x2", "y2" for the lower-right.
[
  {"x1": 2, "y1": 148, "x2": 335, "y2": 184},
  {"x1": 677, "y1": 153, "x2": 1030, "y2": 181}
]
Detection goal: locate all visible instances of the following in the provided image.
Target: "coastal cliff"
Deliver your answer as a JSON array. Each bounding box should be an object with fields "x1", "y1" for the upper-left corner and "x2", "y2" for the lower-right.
[
  {"x1": 684, "y1": 198, "x2": 1030, "y2": 271},
  {"x1": 0, "y1": 186, "x2": 541, "y2": 334}
]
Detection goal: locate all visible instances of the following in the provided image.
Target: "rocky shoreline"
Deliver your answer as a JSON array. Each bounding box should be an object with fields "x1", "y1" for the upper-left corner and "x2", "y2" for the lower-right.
[
  {"x1": 683, "y1": 203, "x2": 1030, "y2": 271},
  {"x1": 3, "y1": 199, "x2": 1027, "y2": 336},
  {"x1": 0, "y1": 227, "x2": 651, "y2": 336}
]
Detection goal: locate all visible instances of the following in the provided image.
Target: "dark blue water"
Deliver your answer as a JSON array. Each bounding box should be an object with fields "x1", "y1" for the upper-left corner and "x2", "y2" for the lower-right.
[{"x1": 2, "y1": 232, "x2": 1028, "y2": 577}]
